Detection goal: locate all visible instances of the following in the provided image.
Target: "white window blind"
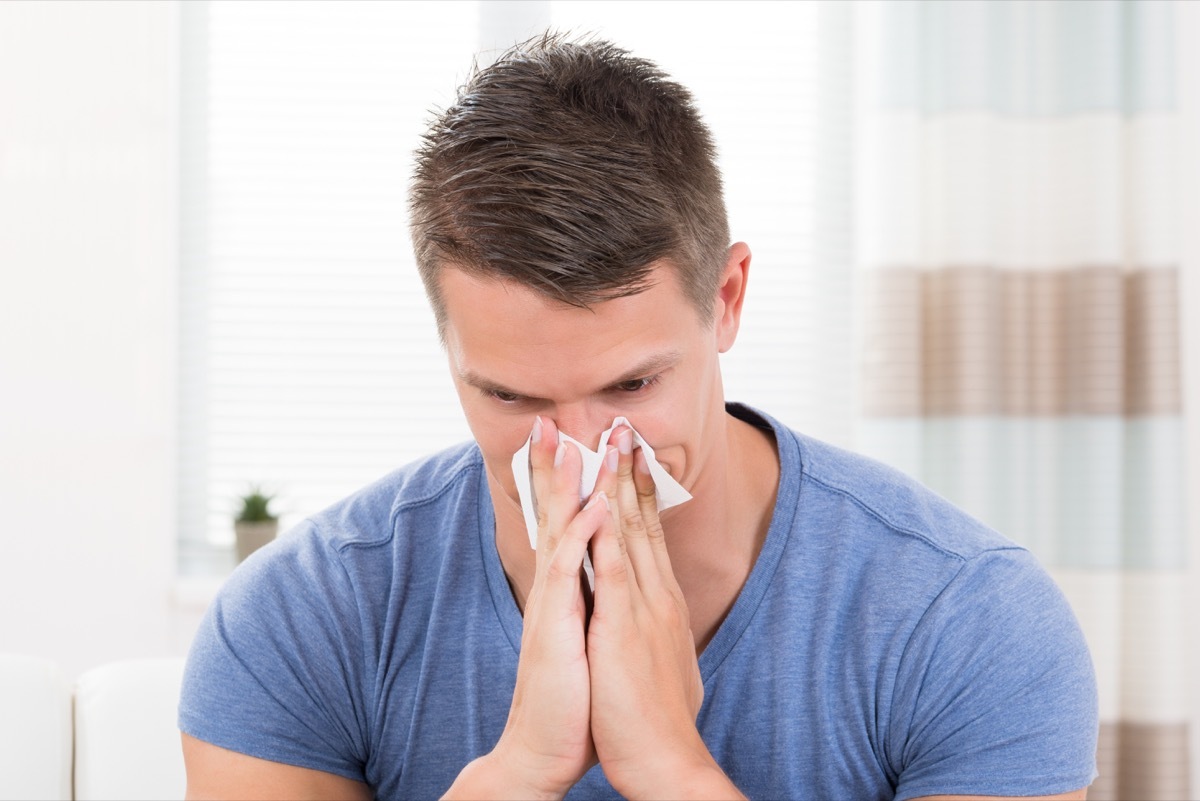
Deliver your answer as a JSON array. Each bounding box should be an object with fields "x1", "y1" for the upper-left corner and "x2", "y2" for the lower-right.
[{"x1": 178, "y1": 1, "x2": 855, "y2": 571}]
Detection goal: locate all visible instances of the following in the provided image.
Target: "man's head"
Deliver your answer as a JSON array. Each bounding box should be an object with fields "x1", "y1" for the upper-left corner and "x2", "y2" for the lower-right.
[
  {"x1": 411, "y1": 33, "x2": 752, "y2": 518},
  {"x1": 409, "y1": 32, "x2": 731, "y2": 333}
]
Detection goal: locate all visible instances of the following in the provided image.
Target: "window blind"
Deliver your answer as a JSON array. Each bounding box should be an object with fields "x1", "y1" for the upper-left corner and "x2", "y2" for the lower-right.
[{"x1": 178, "y1": 1, "x2": 855, "y2": 568}]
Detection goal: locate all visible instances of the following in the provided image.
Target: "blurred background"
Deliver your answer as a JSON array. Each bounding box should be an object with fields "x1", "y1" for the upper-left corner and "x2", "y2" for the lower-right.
[{"x1": 0, "y1": 1, "x2": 1196, "y2": 797}]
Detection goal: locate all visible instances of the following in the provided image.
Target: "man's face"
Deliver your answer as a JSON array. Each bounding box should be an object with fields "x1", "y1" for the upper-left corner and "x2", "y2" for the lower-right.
[{"x1": 439, "y1": 261, "x2": 738, "y2": 515}]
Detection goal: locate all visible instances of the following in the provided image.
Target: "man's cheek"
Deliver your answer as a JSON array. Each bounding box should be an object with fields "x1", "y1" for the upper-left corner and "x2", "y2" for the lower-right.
[
  {"x1": 656, "y1": 448, "x2": 685, "y2": 480},
  {"x1": 460, "y1": 395, "x2": 532, "y2": 454}
]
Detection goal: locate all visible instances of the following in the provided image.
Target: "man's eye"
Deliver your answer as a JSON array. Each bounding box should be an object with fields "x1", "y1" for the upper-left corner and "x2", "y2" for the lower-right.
[
  {"x1": 486, "y1": 389, "x2": 522, "y2": 404},
  {"x1": 613, "y1": 376, "x2": 659, "y2": 393}
]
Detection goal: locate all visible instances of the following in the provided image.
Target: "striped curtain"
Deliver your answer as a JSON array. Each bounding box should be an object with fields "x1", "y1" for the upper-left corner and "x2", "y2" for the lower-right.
[{"x1": 855, "y1": 2, "x2": 1189, "y2": 799}]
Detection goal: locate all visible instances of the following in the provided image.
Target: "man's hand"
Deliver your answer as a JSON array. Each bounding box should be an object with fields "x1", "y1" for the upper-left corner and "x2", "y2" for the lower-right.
[
  {"x1": 586, "y1": 427, "x2": 745, "y2": 800},
  {"x1": 445, "y1": 417, "x2": 606, "y2": 800}
]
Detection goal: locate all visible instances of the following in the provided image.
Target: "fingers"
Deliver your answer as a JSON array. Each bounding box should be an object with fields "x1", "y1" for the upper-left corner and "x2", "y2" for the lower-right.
[
  {"x1": 529, "y1": 416, "x2": 556, "y2": 537},
  {"x1": 530, "y1": 417, "x2": 583, "y2": 559},
  {"x1": 588, "y1": 443, "x2": 633, "y2": 594},
  {"x1": 540, "y1": 491, "x2": 609, "y2": 610},
  {"x1": 612, "y1": 428, "x2": 664, "y2": 592},
  {"x1": 528, "y1": 415, "x2": 604, "y2": 615},
  {"x1": 632, "y1": 448, "x2": 677, "y2": 584},
  {"x1": 587, "y1": 426, "x2": 672, "y2": 600}
]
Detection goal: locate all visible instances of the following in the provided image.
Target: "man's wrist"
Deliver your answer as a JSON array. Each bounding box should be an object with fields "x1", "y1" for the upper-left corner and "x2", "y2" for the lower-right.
[
  {"x1": 671, "y1": 759, "x2": 747, "y2": 801},
  {"x1": 610, "y1": 743, "x2": 746, "y2": 801},
  {"x1": 441, "y1": 750, "x2": 567, "y2": 801}
]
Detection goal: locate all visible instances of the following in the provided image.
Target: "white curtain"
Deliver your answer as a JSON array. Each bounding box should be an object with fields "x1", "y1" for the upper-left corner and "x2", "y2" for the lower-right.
[{"x1": 855, "y1": 2, "x2": 1190, "y2": 797}]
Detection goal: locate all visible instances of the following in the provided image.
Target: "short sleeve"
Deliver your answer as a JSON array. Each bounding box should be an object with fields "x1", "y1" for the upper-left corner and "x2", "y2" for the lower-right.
[
  {"x1": 888, "y1": 548, "x2": 1099, "y2": 801},
  {"x1": 178, "y1": 522, "x2": 373, "y2": 782}
]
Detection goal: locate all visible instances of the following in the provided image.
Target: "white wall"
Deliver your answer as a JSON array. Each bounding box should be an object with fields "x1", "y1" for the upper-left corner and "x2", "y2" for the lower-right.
[{"x1": 0, "y1": 1, "x2": 200, "y2": 679}]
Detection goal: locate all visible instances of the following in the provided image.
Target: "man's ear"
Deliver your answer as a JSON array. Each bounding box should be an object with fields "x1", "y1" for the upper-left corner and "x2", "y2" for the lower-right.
[{"x1": 714, "y1": 242, "x2": 751, "y2": 353}]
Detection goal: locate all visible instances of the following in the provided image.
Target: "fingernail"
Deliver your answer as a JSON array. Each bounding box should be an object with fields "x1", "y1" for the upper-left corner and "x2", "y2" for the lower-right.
[
  {"x1": 605, "y1": 446, "x2": 618, "y2": 473},
  {"x1": 554, "y1": 442, "x2": 566, "y2": 467},
  {"x1": 531, "y1": 416, "x2": 543, "y2": 444},
  {"x1": 585, "y1": 491, "x2": 608, "y2": 510},
  {"x1": 618, "y1": 430, "x2": 633, "y2": 455}
]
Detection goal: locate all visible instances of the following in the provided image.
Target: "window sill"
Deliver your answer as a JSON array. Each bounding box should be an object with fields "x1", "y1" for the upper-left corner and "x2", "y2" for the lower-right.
[
  {"x1": 172, "y1": 575, "x2": 227, "y2": 612},
  {"x1": 173, "y1": 540, "x2": 237, "y2": 611}
]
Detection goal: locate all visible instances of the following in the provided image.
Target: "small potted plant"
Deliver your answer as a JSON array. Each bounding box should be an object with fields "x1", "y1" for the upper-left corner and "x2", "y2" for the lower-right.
[{"x1": 234, "y1": 485, "x2": 279, "y2": 562}]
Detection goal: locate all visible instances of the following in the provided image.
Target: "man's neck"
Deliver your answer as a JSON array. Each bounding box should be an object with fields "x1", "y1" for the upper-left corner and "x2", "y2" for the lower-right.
[
  {"x1": 663, "y1": 409, "x2": 778, "y2": 649},
  {"x1": 489, "y1": 408, "x2": 780, "y2": 647}
]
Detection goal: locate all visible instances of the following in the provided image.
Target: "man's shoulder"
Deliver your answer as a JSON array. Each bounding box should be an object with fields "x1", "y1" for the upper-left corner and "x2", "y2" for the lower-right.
[
  {"x1": 211, "y1": 439, "x2": 487, "y2": 631},
  {"x1": 761, "y1": 412, "x2": 1018, "y2": 563},
  {"x1": 222, "y1": 441, "x2": 486, "y2": 598},
  {"x1": 306, "y1": 440, "x2": 485, "y2": 551}
]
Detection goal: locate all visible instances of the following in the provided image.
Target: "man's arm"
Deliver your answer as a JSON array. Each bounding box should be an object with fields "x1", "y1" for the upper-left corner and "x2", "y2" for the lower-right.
[{"x1": 182, "y1": 733, "x2": 372, "y2": 801}]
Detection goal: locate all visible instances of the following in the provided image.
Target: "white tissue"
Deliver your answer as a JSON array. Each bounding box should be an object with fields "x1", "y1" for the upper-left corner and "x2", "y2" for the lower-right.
[{"x1": 510, "y1": 416, "x2": 692, "y2": 551}]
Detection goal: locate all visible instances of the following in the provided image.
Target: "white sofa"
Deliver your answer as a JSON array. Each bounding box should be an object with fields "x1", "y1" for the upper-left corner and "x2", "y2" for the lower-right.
[{"x1": 0, "y1": 654, "x2": 186, "y2": 801}]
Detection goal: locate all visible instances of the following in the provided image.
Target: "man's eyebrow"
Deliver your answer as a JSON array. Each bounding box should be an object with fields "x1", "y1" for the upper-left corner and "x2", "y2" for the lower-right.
[
  {"x1": 457, "y1": 350, "x2": 684, "y2": 398},
  {"x1": 605, "y1": 350, "x2": 683, "y2": 387},
  {"x1": 457, "y1": 369, "x2": 521, "y2": 396}
]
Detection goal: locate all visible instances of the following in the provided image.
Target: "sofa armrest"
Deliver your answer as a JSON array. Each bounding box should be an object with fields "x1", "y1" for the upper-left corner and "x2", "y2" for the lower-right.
[
  {"x1": 0, "y1": 654, "x2": 72, "y2": 801},
  {"x1": 74, "y1": 658, "x2": 186, "y2": 801}
]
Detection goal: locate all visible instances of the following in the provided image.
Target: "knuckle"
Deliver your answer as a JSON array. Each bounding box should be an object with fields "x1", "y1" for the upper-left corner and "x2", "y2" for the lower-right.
[
  {"x1": 652, "y1": 590, "x2": 689, "y2": 625},
  {"x1": 663, "y1": 600, "x2": 686, "y2": 628},
  {"x1": 544, "y1": 553, "x2": 579, "y2": 583},
  {"x1": 620, "y1": 509, "x2": 646, "y2": 535},
  {"x1": 644, "y1": 518, "x2": 666, "y2": 543},
  {"x1": 636, "y1": 479, "x2": 657, "y2": 500},
  {"x1": 612, "y1": 529, "x2": 629, "y2": 560},
  {"x1": 600, "y1": 553, "x2": 629, "y2": 580}
]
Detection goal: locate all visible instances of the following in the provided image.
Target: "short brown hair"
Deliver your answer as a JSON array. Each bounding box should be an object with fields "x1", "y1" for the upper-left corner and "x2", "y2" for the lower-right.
[{"x1": 409, "y1": 32, "x2": 730, "y2": 334}]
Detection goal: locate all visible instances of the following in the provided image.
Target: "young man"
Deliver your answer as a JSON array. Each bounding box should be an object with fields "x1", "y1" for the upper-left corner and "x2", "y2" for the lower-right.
[{"x1": 180, "y1": 35, "x2": 1098, "y2": 800}]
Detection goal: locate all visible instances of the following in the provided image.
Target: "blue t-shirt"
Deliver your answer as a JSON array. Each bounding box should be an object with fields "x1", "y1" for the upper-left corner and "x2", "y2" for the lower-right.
[{"x1": 180, "y1": 405, "x2": 1098, "y2": 800}]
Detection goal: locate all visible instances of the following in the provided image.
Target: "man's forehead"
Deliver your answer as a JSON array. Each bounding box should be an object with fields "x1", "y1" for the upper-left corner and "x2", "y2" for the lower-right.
[{"x1": 438, "y1": 261, "x2": 701, "y2": 392}]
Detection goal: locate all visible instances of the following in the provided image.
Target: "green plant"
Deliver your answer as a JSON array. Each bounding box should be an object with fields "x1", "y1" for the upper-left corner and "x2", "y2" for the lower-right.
[{"x1": 236, "y1": 485, "x2": 278, "y2": 523}]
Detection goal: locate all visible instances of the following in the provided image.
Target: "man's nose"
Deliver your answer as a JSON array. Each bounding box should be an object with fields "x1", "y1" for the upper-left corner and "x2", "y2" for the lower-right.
[{"x1": 553, "y1": 405, "x2": 610, "y2": 452}]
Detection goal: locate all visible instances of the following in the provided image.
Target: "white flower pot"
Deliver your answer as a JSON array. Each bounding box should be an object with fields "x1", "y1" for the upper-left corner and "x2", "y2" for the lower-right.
[{"x1": 234, "y1": 520, "x2": 278, "y2": 563}]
